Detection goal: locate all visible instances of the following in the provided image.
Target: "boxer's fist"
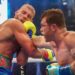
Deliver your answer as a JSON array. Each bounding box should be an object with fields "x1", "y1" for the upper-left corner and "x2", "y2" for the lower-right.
[{"x1": 23, "y1": 21, "x2": 36, "y2": 38}]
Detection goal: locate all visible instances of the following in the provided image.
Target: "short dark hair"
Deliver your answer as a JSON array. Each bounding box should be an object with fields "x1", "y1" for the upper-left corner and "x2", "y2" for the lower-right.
[{"x1": 41, "y1": 9, "x2": 66, "y2": 28}]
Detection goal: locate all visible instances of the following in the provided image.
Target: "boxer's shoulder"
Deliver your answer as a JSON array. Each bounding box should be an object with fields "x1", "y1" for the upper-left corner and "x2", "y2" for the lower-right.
[
  {"x1": 4, "y1": 18, "x2": 23, "y2": 31},
  {"x1": 63, "y1": 32, "x2": 75, "y2": 48}
]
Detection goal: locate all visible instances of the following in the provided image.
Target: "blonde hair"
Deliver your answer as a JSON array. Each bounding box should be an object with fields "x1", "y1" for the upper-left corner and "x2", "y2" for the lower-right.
[{"x1": 20, "y1": 4, "x2": 36, "y2": 18}]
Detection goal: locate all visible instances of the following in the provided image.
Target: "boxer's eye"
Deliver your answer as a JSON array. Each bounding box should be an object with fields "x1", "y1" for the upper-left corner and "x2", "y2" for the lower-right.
[
  {"x1": 22, "y1": 11, "x2": 26, "y2": 14},
  {"x1": 27, "y1": 15, "x2": 32, "y2": 19}
]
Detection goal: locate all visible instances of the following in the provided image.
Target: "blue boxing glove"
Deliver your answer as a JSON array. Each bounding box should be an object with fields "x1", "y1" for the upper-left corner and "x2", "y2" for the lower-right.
[
  {"x1": 46, "y1": 64, "x2": 74, "y2": 75},
  {"x1": 46, "y1": 65, "x2": 59, "y2": 75},
  {"x1": 59, "y1": 65, "x2": 74, "y2": 75}
]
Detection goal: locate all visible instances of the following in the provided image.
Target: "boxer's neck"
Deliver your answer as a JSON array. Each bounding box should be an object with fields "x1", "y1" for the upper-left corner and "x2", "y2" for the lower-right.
[{"x1": 53, "y1": 28, "x2": 68, "y2": 44}]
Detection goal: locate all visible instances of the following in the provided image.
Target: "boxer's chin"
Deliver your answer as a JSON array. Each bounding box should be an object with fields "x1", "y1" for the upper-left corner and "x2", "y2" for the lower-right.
[
  {"x1": 45, "y1": 35, "x2": 52, "y2": 42},
  {"x1": 44, "y1": 36, "x2": 49, "y2": 42}
]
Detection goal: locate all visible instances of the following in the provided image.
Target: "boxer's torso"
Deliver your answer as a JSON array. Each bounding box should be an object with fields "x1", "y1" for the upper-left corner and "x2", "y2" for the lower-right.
[
  {"x1": 0, "y1": 23, "x2": 20, "y2": 68},
  {"x1": 51, "y1": 32, "x2": 75, "y2": 66},
  {"x1": 54, "y1": 42, "x2": 75, "y2": 66}
]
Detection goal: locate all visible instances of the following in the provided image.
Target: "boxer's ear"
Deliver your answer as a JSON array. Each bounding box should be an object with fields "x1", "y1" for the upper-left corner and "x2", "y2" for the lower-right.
[
  {"x1": 50, "y1": 24, "x2": 57, "y2": 32},
  {"x1": 14, "y1": 10, "x2": 19, "y2": 18}
]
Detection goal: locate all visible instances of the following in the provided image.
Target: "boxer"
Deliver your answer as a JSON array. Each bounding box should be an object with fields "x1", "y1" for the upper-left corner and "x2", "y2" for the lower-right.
[
  {"x1": 0, "y1": 3, "x2": 52, "y2": 75},
  {"x1": 0, "y1": 4, "x2": 37, "y2": 75},
  {"x1": 40, "y1": 8, "x2": 75, "y2": 74}
]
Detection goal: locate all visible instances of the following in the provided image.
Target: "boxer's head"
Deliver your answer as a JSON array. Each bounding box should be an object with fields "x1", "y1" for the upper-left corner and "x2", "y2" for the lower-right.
[
  {"x1": 14, "y1": 4, "x2": 35, "y2": 23},
  {"x1": 40, "y1": 9, "x2": 66, "y2": 41}
]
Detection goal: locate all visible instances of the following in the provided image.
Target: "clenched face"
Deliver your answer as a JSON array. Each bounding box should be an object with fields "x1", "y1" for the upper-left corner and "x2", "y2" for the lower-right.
[
  {"x1": 40, "y1": 17, "x2": 51, "y2": 36},
  {"x1": 14, "y1": 6, "x2": 34, "y2": 23},
  {"x1": 40, "y1": 17, "x2": 55, "y2": 41}
]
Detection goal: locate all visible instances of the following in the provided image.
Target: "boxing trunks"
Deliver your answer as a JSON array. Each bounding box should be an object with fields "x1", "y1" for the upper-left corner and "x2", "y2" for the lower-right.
[
  {"x1": 0, "y1": 67, "x2": 12, "y2": 75},
  {"x1": 0, "y1": 54, "x2": 12, "y2": 75}
]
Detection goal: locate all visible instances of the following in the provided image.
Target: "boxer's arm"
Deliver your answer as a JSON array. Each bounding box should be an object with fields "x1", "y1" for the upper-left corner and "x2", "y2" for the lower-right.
[
  {"x1": 70, "y1": 61, "x2": 75, "y2": 74},
  {"x1": 10, "y1": 19, "x2": 44, "y2": 58},
  {"x1": 70, "y1": 48, "x2": 75, "y2": 74},
  {"x1": 9, "y1": 19, "x2": 37, "y2": 56},
  {"x1": 32, "y1": 36, "x2": 51, "y2": 49},
  {"x1": 10, "y1": 19, "x2": 53, "y2": 59},
  {"x1": 66, "y1": 41, "x2": 75, "y2": 74},
  {"x1": 17, "y1": 49, "x2": 28, "y2": 65}
]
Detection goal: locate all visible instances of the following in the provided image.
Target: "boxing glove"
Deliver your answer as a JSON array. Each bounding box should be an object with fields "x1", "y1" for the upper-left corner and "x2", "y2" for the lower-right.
[
  {"x1": 40, "y1": 48, "x2": 54, "y2": 61},
  {"x1": 23, "y1": 21, "x2": 36, "y2": 38}
]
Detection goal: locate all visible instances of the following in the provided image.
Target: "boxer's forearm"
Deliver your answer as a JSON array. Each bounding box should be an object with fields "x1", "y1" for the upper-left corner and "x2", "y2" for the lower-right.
[
  {"x1": 70, "y1": 61, "x2": 75, "y2": 74},
  {"x1": 30, "y1": 50, "x2": 43, "y2": 59},
  {"x1": 35, "y1": 42, "x2": 51, "y2": 49}
]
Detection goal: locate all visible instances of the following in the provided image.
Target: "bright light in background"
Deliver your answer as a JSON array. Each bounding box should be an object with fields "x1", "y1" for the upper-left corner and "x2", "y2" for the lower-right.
[
  {"x1": 0, "y1": 0, "x2": 8, "y2": 24},
  {"x1": 62, "y1": 2, "x2": 67, "y2": 5}
]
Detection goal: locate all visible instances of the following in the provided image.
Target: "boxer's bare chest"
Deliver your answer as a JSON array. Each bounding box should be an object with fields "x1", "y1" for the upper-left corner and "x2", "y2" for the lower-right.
[{"x1": 52, "y1": 41, "x2": 74, "y2": 65}]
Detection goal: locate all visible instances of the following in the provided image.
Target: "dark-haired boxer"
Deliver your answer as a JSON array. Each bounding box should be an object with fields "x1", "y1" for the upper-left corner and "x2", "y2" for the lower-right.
[{"x1": 40, "y1": 8, "x2": 75, "y2": 74}]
